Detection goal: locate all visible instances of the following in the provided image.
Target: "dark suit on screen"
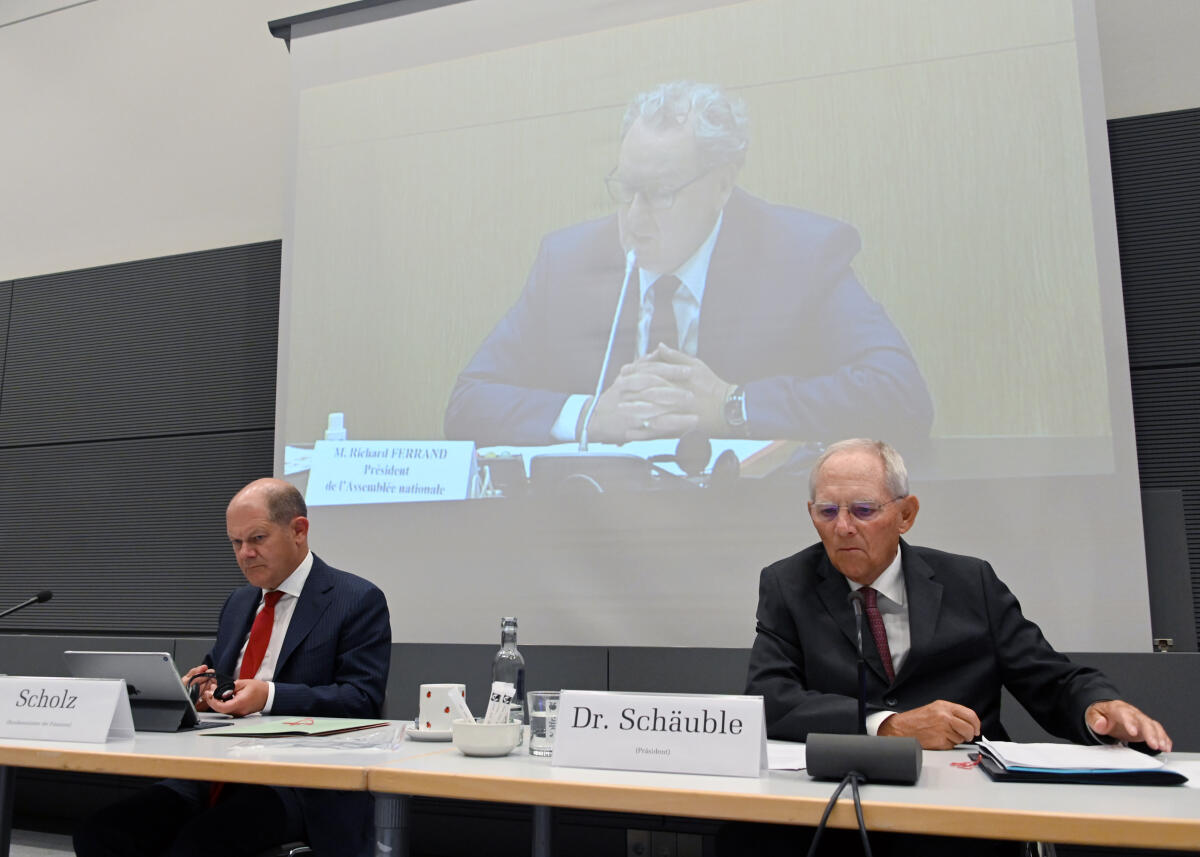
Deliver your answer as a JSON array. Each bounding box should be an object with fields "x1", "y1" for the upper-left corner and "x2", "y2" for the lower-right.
[
  {"x1": 204, "y1": 554, "x2": 391, "y2": 856},
  {"x1": 444, "y1": 189, "x2": 933, "y2": 447},
  {"x1": 746, "y1": 540, "x2": 1119, "y2": 743}
]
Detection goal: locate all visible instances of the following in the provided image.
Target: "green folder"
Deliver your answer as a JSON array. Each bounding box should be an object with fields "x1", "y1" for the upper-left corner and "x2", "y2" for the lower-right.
[{"x1": 201, "y1": 717, "x2": 390, "y2": 737}]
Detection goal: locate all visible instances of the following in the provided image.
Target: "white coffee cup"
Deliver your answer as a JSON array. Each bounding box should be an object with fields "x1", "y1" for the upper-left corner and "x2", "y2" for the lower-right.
[{"x1": 418, "y1": 683, "x2": 466, "y2": 732}]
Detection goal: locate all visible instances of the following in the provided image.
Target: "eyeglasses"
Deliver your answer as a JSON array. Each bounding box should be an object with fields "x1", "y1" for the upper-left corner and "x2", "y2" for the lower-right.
[
  {"x1": 809, "y1": 498, "x2": 903, "y2": 523},
  {"x1": 604, "y1": 167, "x2": 714, "y2": 211}
]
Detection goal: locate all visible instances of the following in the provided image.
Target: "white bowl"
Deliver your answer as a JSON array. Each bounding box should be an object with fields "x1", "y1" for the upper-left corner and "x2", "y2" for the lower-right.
[{"x1": 450, "y1": 719, "x2": 521, "y2": 756}]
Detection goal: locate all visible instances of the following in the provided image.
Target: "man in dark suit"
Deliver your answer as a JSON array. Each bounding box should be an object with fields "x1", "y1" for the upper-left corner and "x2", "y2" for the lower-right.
[
  {"x1": 744, "y1": 441, "x2": 1166, "y2": 748},
  {"x1": 747, "y1": 438, "x2": 1170, "y2": 750},
  {"x1": 731, "y1": 438, "x2": 1170, "y2": 856},
  {"x1": 74, "y1": 478, "x2": 391, "y2": 857},
  {"x1": 444, "y1": 81, "x2": 932, "y2": 448}
]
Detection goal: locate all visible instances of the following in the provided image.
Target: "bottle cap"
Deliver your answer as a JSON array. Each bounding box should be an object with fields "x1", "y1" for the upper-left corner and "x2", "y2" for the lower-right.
[{"x1": 325, "y1": 412, "x2": 347, "y2": 441}]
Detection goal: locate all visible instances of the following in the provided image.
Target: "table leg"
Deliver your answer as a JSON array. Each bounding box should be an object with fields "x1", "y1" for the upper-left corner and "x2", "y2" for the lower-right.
[
  {"x1": 0, "y1": 765, "x2": 13, "y2": 857},
  {"x1": 532, "y1": 804, "x2": 555, "y2": 857},
  {"x1": 373, "y1": 793, "x2": 409, "y2": 857}
]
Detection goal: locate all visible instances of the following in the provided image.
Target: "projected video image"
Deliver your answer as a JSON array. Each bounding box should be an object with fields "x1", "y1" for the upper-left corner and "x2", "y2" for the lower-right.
[
  {"x1": 277, "y1": 0, "x2": 1151, "y2": 653},
  {"x1": 284, "y1": 0, "x2": 1119, "y2": 506},
  {"x1": 443, "y1": 81, "x2": 933, "y2": 451}
]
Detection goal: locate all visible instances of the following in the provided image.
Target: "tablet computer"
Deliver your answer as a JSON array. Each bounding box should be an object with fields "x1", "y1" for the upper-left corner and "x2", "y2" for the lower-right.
[{"x1": 63, "y1": 650, "x2": 230, "y2": 732}]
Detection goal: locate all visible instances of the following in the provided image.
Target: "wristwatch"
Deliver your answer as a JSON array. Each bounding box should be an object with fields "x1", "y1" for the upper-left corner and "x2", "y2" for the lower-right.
[{"x1": 723, "y1": 385, "x2": 747, "y2": 435}]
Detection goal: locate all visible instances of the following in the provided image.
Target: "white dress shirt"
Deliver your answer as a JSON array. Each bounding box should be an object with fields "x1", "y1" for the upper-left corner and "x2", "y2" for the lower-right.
[
  {"x1": 550, "y1": 214, "x2": 725, "y2": 441},
  {"x1": 234, "y1": 550, "x2": 312, "y2": 713},
  {"x1": 846, "y1": 549, "x2": 910, "y2": 735}
]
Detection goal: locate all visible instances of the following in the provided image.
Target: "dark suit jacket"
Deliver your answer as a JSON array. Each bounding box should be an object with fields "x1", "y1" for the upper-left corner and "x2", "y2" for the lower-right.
[
  {"x1": 208, "y1": 554, "x2": 391, "y2": 857},
  {"x1": 444, "y1": 188, "x2": 933, "y2": 447},
  {"x1": 746, "y1": 540, "x2": 1118, "y2": 744}
]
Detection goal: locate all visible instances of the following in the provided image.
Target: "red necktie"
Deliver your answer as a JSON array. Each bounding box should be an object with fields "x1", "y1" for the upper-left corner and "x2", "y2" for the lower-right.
[
  {"x1": 861, "y1": 586, "x2": 896, "y2": 684},
  {"x1": 209, "y1": 590, "x2": 284, "y2": 806},
  {"x1": 239, "y1": 590, "x2": 284, "y2": 680}
]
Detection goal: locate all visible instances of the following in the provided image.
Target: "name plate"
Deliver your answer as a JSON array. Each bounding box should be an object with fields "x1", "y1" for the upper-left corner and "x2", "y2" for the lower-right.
[
  {"x1": 0, "y1": 677, "x2": 134, "y2": 743},
  {"x1": 552, "y1": 690, "x2": 766, "y2": 778},
  {"x1": 306, "y1": 440, "x2": 477, "y2": 505}
]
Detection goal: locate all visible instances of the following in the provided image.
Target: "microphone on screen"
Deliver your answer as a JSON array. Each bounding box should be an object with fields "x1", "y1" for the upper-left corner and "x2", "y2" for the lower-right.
[
  {"x1": 530, "y1": 250, "x2": 652, "y2": 493},
  {"x1": 578, "y1": 249, "x2": 638, "y2": 452},
  {"x1": 0, "y1": 590, "x2": 54, "y2": 620},
  {"x1": 646, "y1": 432, "x2": 742, "y2": 488}
]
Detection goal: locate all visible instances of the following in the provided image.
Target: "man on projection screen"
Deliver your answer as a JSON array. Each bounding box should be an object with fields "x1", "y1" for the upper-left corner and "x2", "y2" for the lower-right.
[{"x1": 444, "y1": 81, "x2": 933, "y2": 448}]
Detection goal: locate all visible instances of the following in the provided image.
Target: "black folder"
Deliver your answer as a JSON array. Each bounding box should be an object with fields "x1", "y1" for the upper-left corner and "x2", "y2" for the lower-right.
[{"x1": 972, "y1": 752, "x2": 1188, "y2": 786}]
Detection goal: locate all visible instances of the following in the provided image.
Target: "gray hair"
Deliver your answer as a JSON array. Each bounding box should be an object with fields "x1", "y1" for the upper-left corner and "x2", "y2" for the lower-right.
[
  {"x1": 808, "y1": 439, "x2": 909, "y2": 501},
  {"x1": 620, "y1": 81, "x2": 749, "y2": 170}
]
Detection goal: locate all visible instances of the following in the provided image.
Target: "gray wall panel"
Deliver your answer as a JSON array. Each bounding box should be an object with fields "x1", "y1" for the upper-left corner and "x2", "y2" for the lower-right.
[
  {"x1": 1142, "y1": 489, "x2": 1198, "y2": 651},
  {"x1": 609, "y1": 647, "x2": 749, "y2": 696},
  {"x1": 0, "y1": 430, "x2": 272, "y2": 633},
  {"x1": 1128, "y1": 368, "x2": 1200, "y2": 648},
  {"x1": 0, "y1": 280, "x2": 10, "y2": 390},
  {"x1": 174, "y1": 637, "x2": 217, "y2": 671},
  {"x1": 1111, "y1": 109, "x2": 1200, "y2": 369},
  {"x1": 0, "y1": 634, "x2": 176, "y2": 677},
  {"x1": 1110, "y1": 107, "x2": 1200, "y2": 648},
  {"x1": 0, "y1": 242, "x2": 278, "y2": 636},
  {"x1": 1001, "y1": 652, "x2": 1200, "y2": 752},
  {"x1": 386, "y1": 643, "x2": 607, "y2": 721},
  {"x1": 0, "y1": 242, "x2": 279, "y2": 447}
]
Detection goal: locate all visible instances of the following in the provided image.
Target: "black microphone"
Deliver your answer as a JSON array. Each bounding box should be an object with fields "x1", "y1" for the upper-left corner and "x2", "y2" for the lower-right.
[
  {"x1": 847, "y1": 590, "x2": 867, "y2": 736},
  {"x1": 673, "y1": 430, "x2": 711, "y2": 477},
  {"x1": 0, "y1": 590, "x2": 54, "y2": 620},
  {"x1": 645, "y1": 432, "x2": 742, "y2": 488},
  {"x1": 708, "y1": 448, "x2": 740, "y2": 488},
  {"x1": 805, "y1": 589, "x2": 922, "y2": 785},
  {"x1": 579, "y1": 249, "x2": 638, "y2": 451}
]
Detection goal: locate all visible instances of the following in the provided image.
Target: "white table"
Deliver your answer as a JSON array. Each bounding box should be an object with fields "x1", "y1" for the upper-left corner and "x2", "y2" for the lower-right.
[
  {"x1": 368, "y1": 742, "x2": 1200, "y2": 853},
  {"x1": 1, "y1": 728, "x2": 1197, "y2": 856},
  {"x1": 0, "y1": 719, "x2": 411, "y2": 856}
]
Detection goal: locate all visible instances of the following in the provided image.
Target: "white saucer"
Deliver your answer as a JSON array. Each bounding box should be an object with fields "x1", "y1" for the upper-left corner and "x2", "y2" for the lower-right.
[{"x1": 407, "y1": 722, "x2": 452, "y2": 742}]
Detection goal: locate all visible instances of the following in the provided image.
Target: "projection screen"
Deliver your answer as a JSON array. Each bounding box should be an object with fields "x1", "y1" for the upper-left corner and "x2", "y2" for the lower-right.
[{"x1": 275, "y1": 0, "x2": 1151, "y2": 650}]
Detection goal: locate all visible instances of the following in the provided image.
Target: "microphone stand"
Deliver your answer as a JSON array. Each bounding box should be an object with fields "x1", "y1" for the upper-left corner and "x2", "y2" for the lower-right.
[
  {"x1": 579, "y1": 250, "x2": 637, "y2": 451},
  {"x1": 849, "y1": 590, "x2": 867, "y2": 735}
]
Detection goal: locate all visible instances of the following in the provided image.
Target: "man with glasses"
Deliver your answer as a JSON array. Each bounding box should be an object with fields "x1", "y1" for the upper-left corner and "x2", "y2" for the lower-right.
[
  {"x1": 747, "y1": 437, "x2": 1169, "y2": 751},
  {"x1": 444, "y1": 81, "x2": 933, "y2": 448}
]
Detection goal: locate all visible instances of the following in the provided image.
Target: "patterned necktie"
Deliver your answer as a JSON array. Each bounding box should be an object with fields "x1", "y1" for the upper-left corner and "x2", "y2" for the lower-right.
[
  {"x1": 238, "y1": 590, "x2": 284, "y2": 680},
  {"x1": 647, "y1": 275, "x2": 681, "y2": 352},
  {"x1": 861, "y1": 586, "x2": 896, "y2": 683}
]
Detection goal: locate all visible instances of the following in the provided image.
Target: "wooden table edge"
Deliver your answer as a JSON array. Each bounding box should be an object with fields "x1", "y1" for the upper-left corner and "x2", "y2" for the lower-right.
[
  {"x1": 366, "y1": 767, "x2": 1200, "y2": 849},
  {"x1": 0, "y1": 745, "x2": 367, "y2": 790}
]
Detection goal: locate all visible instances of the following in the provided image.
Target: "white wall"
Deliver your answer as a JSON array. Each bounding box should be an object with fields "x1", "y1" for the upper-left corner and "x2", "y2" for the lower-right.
[
  {"x1": 0, "y1": 0, "x2": 307, "y2": 281},
  {"x1": 1, "y1": 0, "x2": 1197, "y2": 280}
]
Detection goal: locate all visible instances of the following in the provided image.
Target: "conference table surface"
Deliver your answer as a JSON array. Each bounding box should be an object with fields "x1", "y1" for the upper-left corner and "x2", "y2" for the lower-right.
[
  {"x1": 369, "y1": 742, "x2": 1200, "y2": 851},
  {"x1": 0, "y1": 722, "x2": 1197, "y2": 852}
]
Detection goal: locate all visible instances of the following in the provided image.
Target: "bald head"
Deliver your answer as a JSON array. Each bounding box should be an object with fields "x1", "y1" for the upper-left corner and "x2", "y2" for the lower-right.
[
  {"x1": 226, "y1": 478, "x2": 310, "y2": 590},
  {"x1": 229, "y1": 478, "x2": 308, "y2": 524}
]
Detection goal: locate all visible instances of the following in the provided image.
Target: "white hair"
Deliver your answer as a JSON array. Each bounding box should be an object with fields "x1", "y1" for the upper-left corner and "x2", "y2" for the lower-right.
[
  {"x1": 621, "y1": 81, "x2": 750, "y2": 170},
  {"x1": 808, "y1": 438, "x2": 909, "y2": 500}
]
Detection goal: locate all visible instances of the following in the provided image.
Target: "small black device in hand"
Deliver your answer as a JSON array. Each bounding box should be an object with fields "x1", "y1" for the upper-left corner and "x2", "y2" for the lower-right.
[{"x1": 186, "y1": 670, "x2": 237, "y2": 704}]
